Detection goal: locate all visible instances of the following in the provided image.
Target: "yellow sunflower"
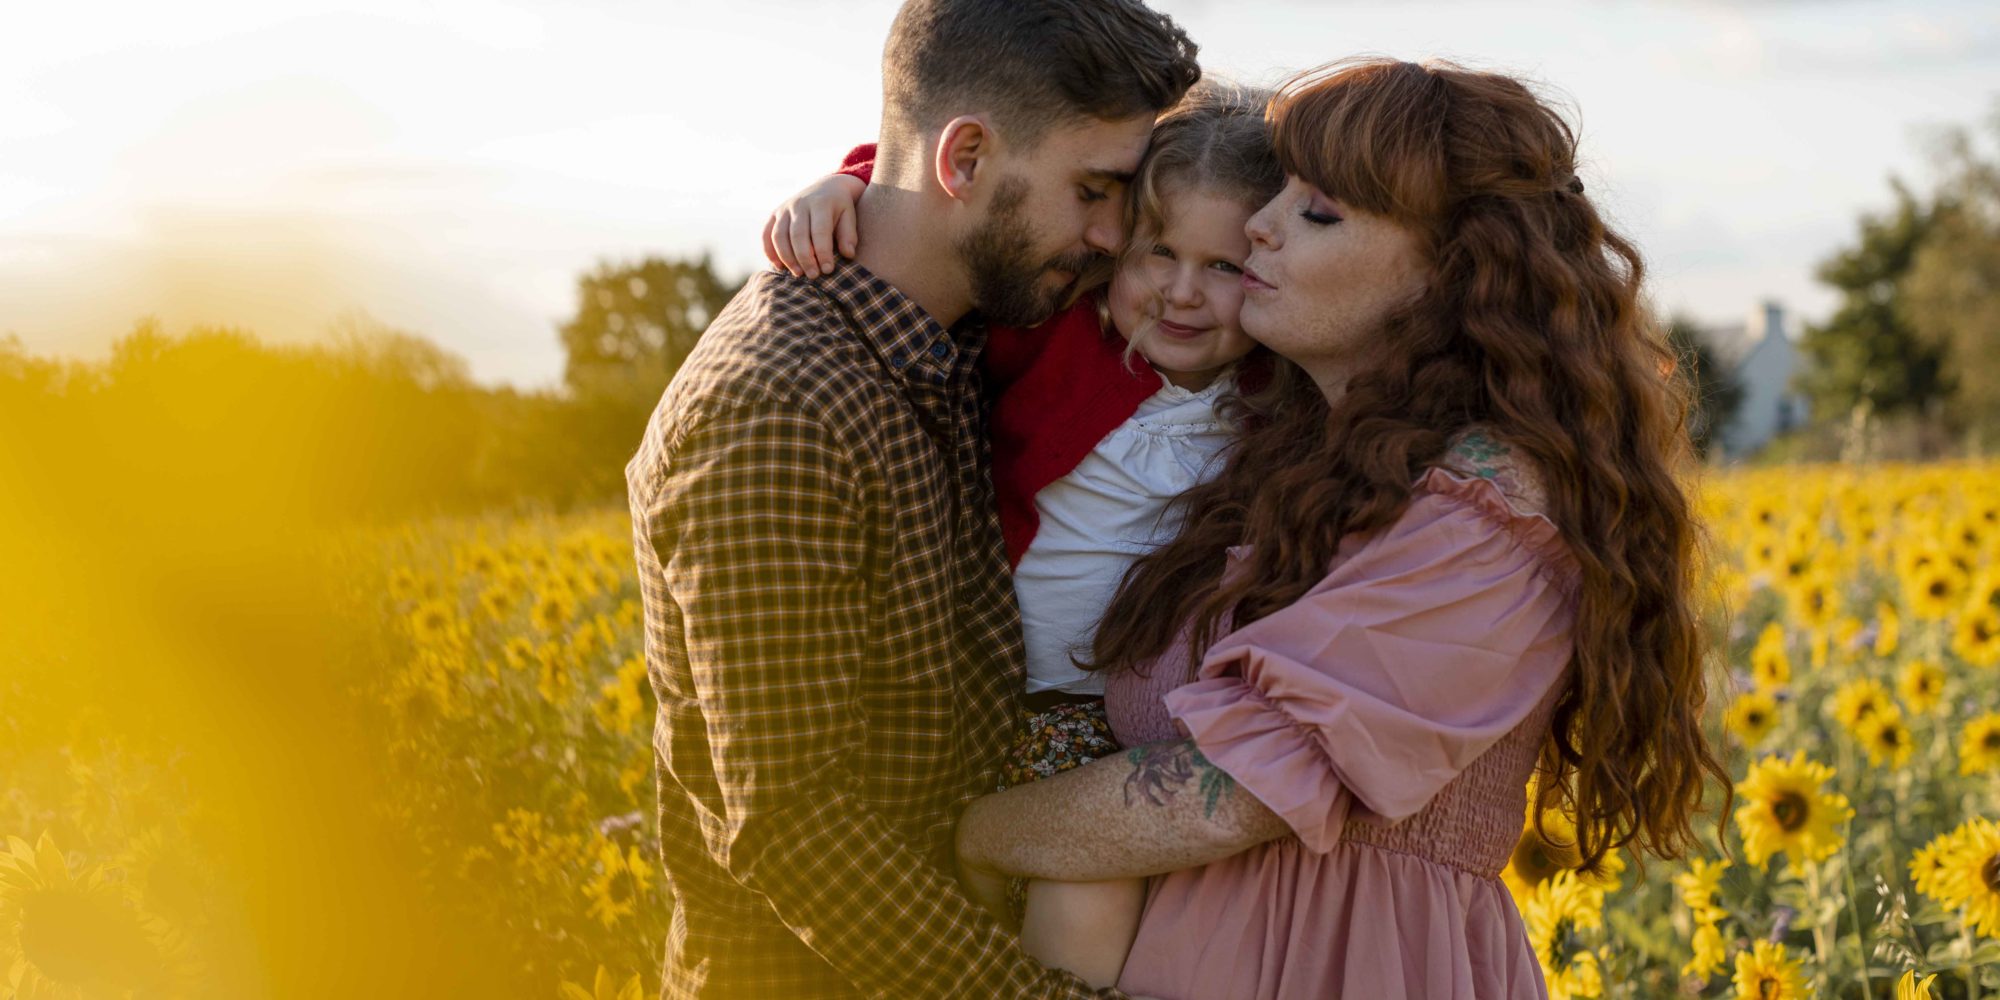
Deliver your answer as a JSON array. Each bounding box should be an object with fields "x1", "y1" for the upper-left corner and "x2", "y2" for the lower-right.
[
  {"x1": 1933, "y1": 818, "x2": 2000, "y2": 939},
  {"x1": 1723, "y1": 690, "x2": 1779, "y2": 746},
  {"x1": 1681, "y1": 920, "x2": 1727, "y2": 980},
  {"x1": 1751, "y1": 626, "x2": 1791, "y2": 690},
  {"x1": 1910, "y1": 829, "x2": 1962, "y2": 904},
  {"x1": 1731, "y1": 940, "x2": 1808, "y2": 1000},
  {"x1": 1745, "y1": 530, "x2": 1783, "y2": 577},
  {"x1": 0, "y1": 833, "x2": 174, "y2": 999},
  {"x1": 559, "y1": 966, "x2": 645, "y2": 1000},
  {"x1": 1674, "y1": 857, "x2": 1731, "y2": 923},
  {"x1": 1521, "y1": 871, "x2": 1605, "y2": 1000},
  {"x1": 387, "y1": 565, "x2": 420, "y2": 603},
  {"x1": 1503, "y1": 793, "x2": 1625, "y2": 907},
  {"x1": 1960, "y1": 713, "x2": 2000, "y2": 776},
  {"x1": 1898, "y1": 659, "x2": 1946, "y2": 714},
  {"x1": 407, "y1": 597, "x2": 464, "y2": 648},
  {"x1": 1787, "y1": 575, "x2": 1841, "y2": 633},
  {"x1": 1952, "y1": 605, "x2": 2000, "y2": 668},
  {"x1": 477, "y1": 584, "x2": 518, "y2": 624},
  {"x1": 1874, "y1": 602, "x2": 1902, "y2": 657},
  {"x1": 1830, "y1": 678, "x2": 1893, "y2": 732},
  {"x1": 1907, "y1": 561, "x2": 1968, "y2": 621},
  {"x1": 1895, "y1": 970, "x2": 1940, "y2": 1000},
  {"x1": 1856, "y1": 708, "x2": 1914, "y2": 769},
  {"x1": 531, "y1": 584, "x2": 579, "y2": 634},
  {"x1": 1734, "y1": 752, "x2": 1852, "y2": 868}
]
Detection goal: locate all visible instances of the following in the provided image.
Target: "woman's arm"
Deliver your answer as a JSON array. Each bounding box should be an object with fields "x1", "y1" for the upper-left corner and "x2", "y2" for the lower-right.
[{"x1": 956, "y1": 738, "x2": 1294, "y2": 882}]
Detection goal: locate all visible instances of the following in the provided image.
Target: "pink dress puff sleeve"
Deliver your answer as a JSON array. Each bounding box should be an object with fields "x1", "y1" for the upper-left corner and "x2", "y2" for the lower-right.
[{"x1": 1161, "y1": 462, "x2": 1579, "y2": 853}]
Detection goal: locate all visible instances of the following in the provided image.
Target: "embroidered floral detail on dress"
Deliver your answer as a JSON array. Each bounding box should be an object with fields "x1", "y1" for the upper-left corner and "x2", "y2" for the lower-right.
[{"x1": 1440, "y1": 429, "x2": 1552, "y2": 520}]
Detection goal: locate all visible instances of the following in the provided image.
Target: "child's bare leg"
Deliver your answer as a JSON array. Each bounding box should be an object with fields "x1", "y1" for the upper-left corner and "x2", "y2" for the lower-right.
[{"x1": 1019, "y1": 877, "x2": 1146, "y2": 990}]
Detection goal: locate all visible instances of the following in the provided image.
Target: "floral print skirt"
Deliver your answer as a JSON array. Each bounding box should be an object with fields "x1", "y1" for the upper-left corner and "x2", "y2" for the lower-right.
[{"x1": 994, "y1": 698, "x2": 1121, "y2": 914}]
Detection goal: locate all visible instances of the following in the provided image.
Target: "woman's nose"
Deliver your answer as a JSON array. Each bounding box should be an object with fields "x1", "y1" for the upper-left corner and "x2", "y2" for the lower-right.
[{"x1": 1245, "y1": 199, "x2": 1277, "y2": 249}]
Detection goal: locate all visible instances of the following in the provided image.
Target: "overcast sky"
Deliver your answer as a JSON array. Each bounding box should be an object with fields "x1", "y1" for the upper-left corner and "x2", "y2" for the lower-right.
[{"x1": 4, "y1": 0, "x2": 1997, "y2": 388}]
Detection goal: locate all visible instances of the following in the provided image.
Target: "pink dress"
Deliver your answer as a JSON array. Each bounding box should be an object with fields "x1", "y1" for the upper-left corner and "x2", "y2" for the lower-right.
[{"x1": 1105, "y1": 453, "x2": 1579, "y2": 1000}]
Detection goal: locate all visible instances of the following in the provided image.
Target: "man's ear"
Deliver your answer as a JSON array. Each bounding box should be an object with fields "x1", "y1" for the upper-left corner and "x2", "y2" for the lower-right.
[{"x1": 934, "y1": 115, "x2": 995, "y2": 203}]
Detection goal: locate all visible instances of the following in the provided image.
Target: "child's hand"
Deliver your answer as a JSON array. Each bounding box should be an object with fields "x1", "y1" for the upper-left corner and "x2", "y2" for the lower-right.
[{"x1": 761, "y1": 173, "x2": 866, "y2": 278}]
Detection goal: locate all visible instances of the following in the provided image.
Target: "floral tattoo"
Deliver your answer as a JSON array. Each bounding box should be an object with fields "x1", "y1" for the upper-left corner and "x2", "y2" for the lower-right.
[{"x1": 1123, "y1": 740, "x2": 1238, "y2": 818}]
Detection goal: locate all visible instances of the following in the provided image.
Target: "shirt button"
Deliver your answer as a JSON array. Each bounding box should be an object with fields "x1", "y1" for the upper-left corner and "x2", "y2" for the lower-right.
[
  {"x1": 929, "y1": 341, "x2": 951, "y2": 359},
  {"x1": 890, "y1": 351, "x2": 908, "y2": 367}
]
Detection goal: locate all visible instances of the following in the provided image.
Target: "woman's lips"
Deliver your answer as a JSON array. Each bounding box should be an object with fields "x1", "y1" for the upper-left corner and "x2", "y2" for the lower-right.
[
  {"x1": 1156, "y1": 319, "x2": 1207, "y2": 340},
  {"x1": 1241, "y1": 266, "x2": 1274, "y2": 292}
]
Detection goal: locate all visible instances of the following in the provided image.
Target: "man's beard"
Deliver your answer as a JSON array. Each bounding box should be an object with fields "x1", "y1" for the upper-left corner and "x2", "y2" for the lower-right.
[{"x1": 956, "y1": 176, "x2": 1103, "y2": 327}]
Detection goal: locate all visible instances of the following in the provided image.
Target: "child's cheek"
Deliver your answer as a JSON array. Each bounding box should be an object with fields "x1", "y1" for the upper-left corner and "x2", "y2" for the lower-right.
[{"x1": 1105, "y1": 269, "x2": 1151, "y2": 344}]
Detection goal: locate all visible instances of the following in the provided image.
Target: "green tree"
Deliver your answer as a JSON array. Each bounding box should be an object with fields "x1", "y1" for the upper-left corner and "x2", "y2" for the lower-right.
[
  {"x1": 555, "y1": 255, "x2": 741, "y2": 499},
  {"x1": 1665, "y1": 314, "x2": 1745, "y2": 458},
  {"x1": 1796, "y1": 181, "x2": 1950, "y2": 422},
  {"x1": 1905, "y1": 109, "x2": 2000, "y2": 440},
  {"x1": 559, "y1": 255, "x2": 739, "y2": 398}
]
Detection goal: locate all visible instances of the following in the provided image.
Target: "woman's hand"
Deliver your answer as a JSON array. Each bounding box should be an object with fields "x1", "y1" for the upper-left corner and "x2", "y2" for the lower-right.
[{"x1": 761, "y1": 173, "x2": 866, "y2": 278}]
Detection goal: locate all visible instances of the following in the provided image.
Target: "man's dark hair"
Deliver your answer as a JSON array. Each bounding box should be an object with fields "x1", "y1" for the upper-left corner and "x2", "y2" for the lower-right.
[{"x1": 881, "y1": 0, "x2": 1201, "y2": 150}]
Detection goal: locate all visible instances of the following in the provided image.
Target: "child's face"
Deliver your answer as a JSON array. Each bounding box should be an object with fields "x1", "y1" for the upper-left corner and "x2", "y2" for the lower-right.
[{"x1": 1105, "y1": 186, "x2": 1260, "y2": 391}]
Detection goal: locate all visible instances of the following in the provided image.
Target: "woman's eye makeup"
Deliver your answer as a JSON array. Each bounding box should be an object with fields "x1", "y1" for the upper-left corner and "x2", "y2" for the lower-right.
[{"x1": 1300, "y1": 206, "x2": 1341, "y2": 225}]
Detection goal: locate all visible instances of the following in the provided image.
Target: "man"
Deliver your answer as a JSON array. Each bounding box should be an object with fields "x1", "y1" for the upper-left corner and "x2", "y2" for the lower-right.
[{"x1": 624, "y1": 1, "x2": 1199, "y2": 997}]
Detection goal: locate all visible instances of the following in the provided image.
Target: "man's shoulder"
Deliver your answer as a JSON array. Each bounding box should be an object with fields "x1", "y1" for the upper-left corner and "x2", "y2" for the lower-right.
[
  {"x1": 628, "y1": 272, "x2": 891, "y2": 497},
  {"x1": 673, "y1": 270, "x2": 869, "y2": 405}
]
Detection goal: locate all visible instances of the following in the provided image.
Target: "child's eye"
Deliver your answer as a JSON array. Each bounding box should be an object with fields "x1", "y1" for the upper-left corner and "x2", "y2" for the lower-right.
[
  {"x1": 1149, "y1": 243, "x2": 1174, "y2": 258},
  {"x1": 1210, "y1": 261, "x2": 1243, "y2": 274}
]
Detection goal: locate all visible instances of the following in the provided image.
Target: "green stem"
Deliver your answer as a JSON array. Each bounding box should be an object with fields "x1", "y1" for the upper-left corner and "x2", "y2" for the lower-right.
[
  {"x1": 1808, "y1": 861, "x2": 1834, "y2": 994},
  {"x1": 1840, "y1": 826, "x2": 1869, "y2": 999},
  {"x1": 1965, "y1": 911, "x2": 1982, "y2": 1000}
]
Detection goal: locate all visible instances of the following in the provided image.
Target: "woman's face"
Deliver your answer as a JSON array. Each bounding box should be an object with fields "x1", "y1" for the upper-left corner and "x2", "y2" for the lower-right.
[{"x1": 1238, "y1": 176, "x2": 1429, "y2": 394}]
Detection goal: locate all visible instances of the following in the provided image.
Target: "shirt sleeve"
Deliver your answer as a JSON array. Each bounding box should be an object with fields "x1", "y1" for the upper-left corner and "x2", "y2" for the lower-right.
[
  {"x1": 651, "y1": 398, "x2": 1115, "y2": 999},
  {"x1": 837, "y1": 142, "x2": 875, "y2": 184},
  {"x1": 1161, "y1": 469, "x2": 1578, "y2": 853}
]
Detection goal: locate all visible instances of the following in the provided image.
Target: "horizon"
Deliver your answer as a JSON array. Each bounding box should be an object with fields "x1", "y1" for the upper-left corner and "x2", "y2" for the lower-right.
[{"x1": 4, "y1": 0, "x2": 1997, "y2": 388}]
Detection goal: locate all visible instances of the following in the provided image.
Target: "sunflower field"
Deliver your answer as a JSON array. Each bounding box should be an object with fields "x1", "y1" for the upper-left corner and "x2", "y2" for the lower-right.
[
  {"x1": 5, "y1": 463, "x2": 2000, "y2": 998},
  {"x1": 1508, "y1": 464, "x2": 2000, "y2": 1000}
]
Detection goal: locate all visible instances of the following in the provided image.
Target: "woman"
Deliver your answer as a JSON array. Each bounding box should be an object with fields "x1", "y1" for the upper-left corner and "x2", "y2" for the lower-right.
[{"x1": 953, "y1": 58, "x2": 1728, "y2": 998}]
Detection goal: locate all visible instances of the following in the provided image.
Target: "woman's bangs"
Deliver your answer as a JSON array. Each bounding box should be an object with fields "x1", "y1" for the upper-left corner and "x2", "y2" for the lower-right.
[{"x1": 1268, "y1": 59, "x2": 1439, "y2": 223}]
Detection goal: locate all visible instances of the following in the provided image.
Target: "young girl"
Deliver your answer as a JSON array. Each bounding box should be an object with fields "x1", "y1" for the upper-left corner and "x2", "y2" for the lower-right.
[{"x1": 765, "y1": 81, "x2": 1282, "y2": 988}]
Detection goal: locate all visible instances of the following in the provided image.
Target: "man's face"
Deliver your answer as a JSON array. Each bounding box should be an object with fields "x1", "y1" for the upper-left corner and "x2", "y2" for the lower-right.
[{"x1": 955, "y1": 114, "x2": 1153, "y2": 327}]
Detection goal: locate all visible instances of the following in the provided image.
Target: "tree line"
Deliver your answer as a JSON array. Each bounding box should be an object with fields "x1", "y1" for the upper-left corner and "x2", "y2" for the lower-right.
[
  {"x1": 0, "y1": 256, "x2": 739, "y2": 527},
  {"x1": 1794, "y1": 103, "x2": 2000, "y2": 457}
]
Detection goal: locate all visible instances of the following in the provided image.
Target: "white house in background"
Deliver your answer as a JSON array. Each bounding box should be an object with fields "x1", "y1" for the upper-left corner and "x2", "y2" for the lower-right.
[{"x1": 1704, "y1": 300, "x2": 1810, "y2": 459}]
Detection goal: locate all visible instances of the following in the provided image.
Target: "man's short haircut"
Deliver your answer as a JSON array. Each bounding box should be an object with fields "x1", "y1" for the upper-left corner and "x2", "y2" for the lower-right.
[{"x1": 881, "y1": 0, "x2": 1201, "y2": 151}]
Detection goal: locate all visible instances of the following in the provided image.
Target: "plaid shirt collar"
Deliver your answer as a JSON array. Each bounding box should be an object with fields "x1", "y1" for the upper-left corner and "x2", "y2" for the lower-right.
[{"x1": 814, "y1": 258, "x2": 986, "y2": 387}]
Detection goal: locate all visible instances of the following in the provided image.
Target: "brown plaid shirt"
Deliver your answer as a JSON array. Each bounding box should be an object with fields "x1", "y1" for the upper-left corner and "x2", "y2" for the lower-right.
[{"x1": 626, "y1": 259, "x2": 1116, "y2": 999}]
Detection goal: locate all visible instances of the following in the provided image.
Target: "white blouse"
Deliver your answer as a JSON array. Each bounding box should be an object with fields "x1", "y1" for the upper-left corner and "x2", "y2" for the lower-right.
[{"x1": 1013, "y1": 373, "x2": 1237, "y2": 695}]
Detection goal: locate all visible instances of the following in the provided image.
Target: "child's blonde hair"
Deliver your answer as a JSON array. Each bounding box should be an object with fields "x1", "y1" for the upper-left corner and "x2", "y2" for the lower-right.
[{"x1": 1098, "y1": 80, "x2": 1284, "y2": 358}]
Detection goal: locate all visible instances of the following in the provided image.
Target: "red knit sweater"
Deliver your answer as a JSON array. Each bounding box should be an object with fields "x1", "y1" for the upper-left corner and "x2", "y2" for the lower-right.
[{"x1": 836, "y1": 145, "x2": 1162, "y2": 566}]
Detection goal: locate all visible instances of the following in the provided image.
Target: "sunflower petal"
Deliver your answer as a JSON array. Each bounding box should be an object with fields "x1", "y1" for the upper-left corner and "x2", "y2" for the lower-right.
[{"x1": 33, "y1": 833, "x2": 70, "y2": 889}]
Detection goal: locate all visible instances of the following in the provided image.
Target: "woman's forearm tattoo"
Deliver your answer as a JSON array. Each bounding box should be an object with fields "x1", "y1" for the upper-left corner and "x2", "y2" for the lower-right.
[{"x1": 1122, "y1": 740, "x2": 1238, "y2": 818}]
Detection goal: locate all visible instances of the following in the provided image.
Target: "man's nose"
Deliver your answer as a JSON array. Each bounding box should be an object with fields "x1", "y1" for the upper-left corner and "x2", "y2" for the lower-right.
[
  {"x1": 1083, "y1": 202, "x2": 1123, "y2": 257},
  {"x1": 1083, "y1": 222, "x2": 1121, "y2": 257}
]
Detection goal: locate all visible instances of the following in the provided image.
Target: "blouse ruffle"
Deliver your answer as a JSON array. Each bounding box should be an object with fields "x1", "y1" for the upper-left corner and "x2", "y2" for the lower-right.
[{"x1": 1161, "y1": 470, "x2": 1578, "y2": 853}]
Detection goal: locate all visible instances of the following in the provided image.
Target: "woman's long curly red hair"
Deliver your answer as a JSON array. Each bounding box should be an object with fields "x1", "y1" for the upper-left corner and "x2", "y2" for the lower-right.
[{"x1": 1085, "y1": 58, "x2": 1728, "y2": 869}]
